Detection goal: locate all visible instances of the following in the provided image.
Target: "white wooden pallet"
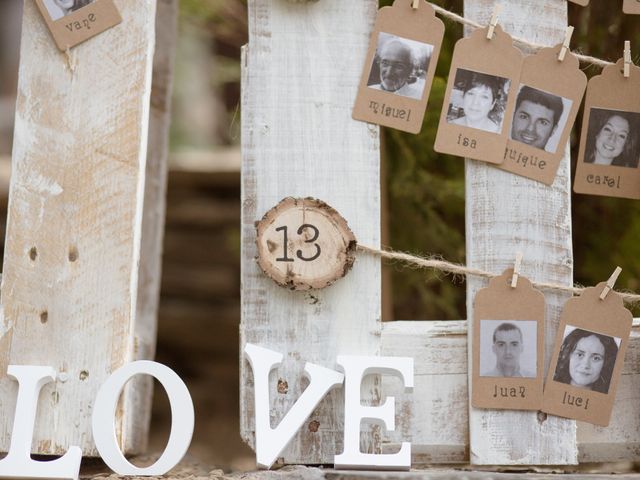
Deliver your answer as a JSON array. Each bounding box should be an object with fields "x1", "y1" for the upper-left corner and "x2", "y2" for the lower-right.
[{"x1": 239, "y1": 0, "x2": 640, "y2": 469}]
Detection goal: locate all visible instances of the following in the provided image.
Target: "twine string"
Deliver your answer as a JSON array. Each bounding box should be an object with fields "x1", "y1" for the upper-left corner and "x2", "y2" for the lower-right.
[{"x1": 357, "y1": 244, "x2": 640, "y2": 304}]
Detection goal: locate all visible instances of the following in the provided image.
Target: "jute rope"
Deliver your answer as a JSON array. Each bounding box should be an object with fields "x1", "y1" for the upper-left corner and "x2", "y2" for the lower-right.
[{"x1": 357, "y1": 244, "x2": 640, "y2": 304}]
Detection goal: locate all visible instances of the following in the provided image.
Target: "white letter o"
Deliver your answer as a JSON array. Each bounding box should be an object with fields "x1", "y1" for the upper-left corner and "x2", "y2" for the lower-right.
[{"x1": 92, "y1": 361, "x2": 194, "y2": 475}]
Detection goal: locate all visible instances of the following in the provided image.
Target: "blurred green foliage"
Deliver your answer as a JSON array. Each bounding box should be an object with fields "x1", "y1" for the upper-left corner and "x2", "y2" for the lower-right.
[{"x1": 178, "y1": 1, "x2": 640, "y2": 319}]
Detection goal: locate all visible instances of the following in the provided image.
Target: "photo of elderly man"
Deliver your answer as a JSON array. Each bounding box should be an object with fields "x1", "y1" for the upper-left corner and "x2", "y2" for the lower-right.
[
  {"x1": 510, "y1": 85, "x2": 566, "y2": 152},
  {"x1": 367, "y1": 32, "x2": 433, "y2": 100},
  {"x1": 481, "y1": 322, "x2": 536, "y2": 378}
]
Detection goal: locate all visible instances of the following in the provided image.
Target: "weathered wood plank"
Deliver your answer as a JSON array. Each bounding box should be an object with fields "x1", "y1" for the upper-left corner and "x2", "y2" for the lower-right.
[
  {"x1": 124, "y1": 0, "x2": 179, "y2": 455},
  {"x1": 381, "y1": 322, "x2": 467, "y2": 464},
  {"x1": 240, "y1": 0, "x2": 380, "y2": 464},
  {"x1": 0, "y1": 0, "x2": 159, "y2": 456},
  {"x1": 464, "y1": 0, "x2": 576, "y2": 465},
  {"x1": 381, "y1": 321, "x2": 640, "y2": 465},
  {"x1": 227, "y1": 465, "x2": 640, "y2": 480}
]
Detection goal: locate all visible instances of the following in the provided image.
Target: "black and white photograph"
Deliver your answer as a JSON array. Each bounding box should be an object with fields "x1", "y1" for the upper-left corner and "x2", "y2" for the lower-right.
[
  {"x1": 366, "y1": 32, "x2": 434, "y2": 101},
  {"x1": 446, "y1": 68, "x2": 510, "y2": 134},
  {"x1": 42, "y1": 0, "x2": 95, "y2": 21},
  {"x1": 582, "y1": 107, "x2": 640, "y2": 168},
  {"x1": 509, "y1": 84, "x2": 572, "y2": 154},
  {"x1": 479, "y1": 320, "x2": 537, "y2": 378},
  {"x1": 553, "y1": 326, "x2": 620, "y2": 394}
]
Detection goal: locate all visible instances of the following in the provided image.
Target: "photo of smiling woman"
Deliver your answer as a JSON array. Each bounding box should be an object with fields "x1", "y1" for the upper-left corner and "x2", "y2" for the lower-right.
[
  {"x1": 584, "y1": 108, "x2": 640, "y2": 168},
  {"x1": 42, "y1": 0, "x2": 94, "y2": 21},
  {"x1": 446, "y1": 68, "x2": 510, "y2": 134},
  {"x1": 553, "y1": 326, "x2": 620, "y2": 394}
]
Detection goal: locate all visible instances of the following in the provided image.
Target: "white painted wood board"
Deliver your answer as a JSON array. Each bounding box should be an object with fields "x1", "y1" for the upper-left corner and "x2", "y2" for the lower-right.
[
  {"x1": 240, "y1": 0, "x2": 381, "y2": 464},
  {"x1": 381, "y1": 321, "x2": 468, "y2": 465},
  {"x1": 0, "y1": 0, "x2": 159, "y2": 456},
  {"x1": 124, "y1": 0, "x2": 178, "y2": 455},
  {"x1": 464, "y1": 0, "x2": 577, "y2": 465},
  {"x1": 381, "y1": 321, "x2": 640, "y2": 465}
]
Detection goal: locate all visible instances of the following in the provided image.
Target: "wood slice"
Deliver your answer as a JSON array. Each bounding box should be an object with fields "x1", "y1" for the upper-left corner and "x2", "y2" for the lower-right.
[{"x1": 255, "y1": 197, "x2": 357, "y2": 291}]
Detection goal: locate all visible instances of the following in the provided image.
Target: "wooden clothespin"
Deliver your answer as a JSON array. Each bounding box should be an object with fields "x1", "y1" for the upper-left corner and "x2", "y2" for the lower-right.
[
  {"x1": 624, "y1": 41, "x2": 632, "y2": 78},
  {"x1": 487, "y1": 4, "x2": 501, "y2": 40},
  {"x1": 600, "y1": 266, "x2": 622, "y2": 300},
  {"x1": 412, "y1": 0, "x2": 420, "y2": 9},
  {"x1": 558, "y1": 26, "x2": 574, "y2": 62},
  {"x1": 511, "y1": 252, "x2": 523, "y2": 288}
]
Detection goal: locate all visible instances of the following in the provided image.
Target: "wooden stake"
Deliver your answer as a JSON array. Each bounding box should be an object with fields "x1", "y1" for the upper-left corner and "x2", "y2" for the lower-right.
[
  {"x1": 0, "y1": 0, "x2": 174, "y2": 457},
  {"x1": 465, "y1": 0, "x2": 576, "y2": 466}
]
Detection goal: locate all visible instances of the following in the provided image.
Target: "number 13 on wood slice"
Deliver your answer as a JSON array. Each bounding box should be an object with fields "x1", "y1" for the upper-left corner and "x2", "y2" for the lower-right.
[{"x1": 255, "y1": 198, "x2": 357, "y2": 291}]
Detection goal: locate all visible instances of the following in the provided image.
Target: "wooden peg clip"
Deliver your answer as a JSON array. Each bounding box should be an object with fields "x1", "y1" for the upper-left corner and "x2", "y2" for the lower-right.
[
  {"x1": 558, "y1": 26, "x2": 574, "y2": 62},
  {"x1": 511, "y1": 252, "x2": 523, "y2": 288},
  {"x1": 412, "y1": 0, "x2": 420, "y2": 9},
  {"x1": 487, "y1": 4, "x2": 501, "y2": 40},
  {"x1": 600, "y1": 266, "x2": 622, "y2": 300},
  {"x1": 624, "y1": 41, "x2": 632, "y2": 78}
]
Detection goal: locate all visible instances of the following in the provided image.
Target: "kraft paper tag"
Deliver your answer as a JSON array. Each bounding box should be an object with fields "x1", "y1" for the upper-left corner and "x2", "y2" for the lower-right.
[
  {"x1": 434, "y1": 25, "x2": 523, "y2": 164},
  {"x1": 573, "y1": 59, "x2": 640, "y2": 199},
  {"x1": 35, "y1": 0, "x2": 122, "y2": 51},
  {"x1": 542, "y1": 283, "x2": 632, "y2": 426},
  {"x1": 499, "y1": 44, "x2": 587, "y2": 185},
  {"x1": 472, "y1": 269, "x2": 545, "y2": 411},
  {"x1": 352, "y1": 0, "x2": 444, "y2": 134},
  {"x1": 623, "y1": 0, "x2": 640, "y2": 14}
]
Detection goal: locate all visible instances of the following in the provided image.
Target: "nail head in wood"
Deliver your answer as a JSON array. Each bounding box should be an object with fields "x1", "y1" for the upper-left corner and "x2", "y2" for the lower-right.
[
  {"x1": 511, "y1": 252, "x2": 523, "y2": 288},
  {"x1": 600, "y1": 266, "x2": 622, "y2": 300},
  {"x1": 486, "y1": 4, "x2": 501, "y2": 40},
  {"x1": 255, "y1": 197, "x2": 357, "y2": 291},
  {"x1": 558, "y1": 26, "x2": 574, "y2": 62}
]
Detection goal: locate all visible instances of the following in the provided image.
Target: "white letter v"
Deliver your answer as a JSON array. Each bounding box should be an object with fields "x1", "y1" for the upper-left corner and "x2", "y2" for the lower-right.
[{"x1": 244, "y1": 344, "x2": 344, "y2": 469}]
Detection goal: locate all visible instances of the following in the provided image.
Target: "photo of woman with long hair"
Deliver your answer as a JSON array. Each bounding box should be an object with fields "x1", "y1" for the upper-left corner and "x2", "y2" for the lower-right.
[
  {"x1": 583, "y1": 108, "x2": 640, "y2": 168},
  {"x1": 553, "y1": 327, "x2": 619, "y2": 394}
]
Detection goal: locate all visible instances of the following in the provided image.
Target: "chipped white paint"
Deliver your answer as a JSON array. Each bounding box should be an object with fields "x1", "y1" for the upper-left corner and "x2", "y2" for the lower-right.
[
  {"x1": 0, "y1": 0, "x2": 175, "y2": 457},
  {"x1": 20, "y1": 171, "x2": 63, "y2": 198},
  {"x1": 464, "y1": 0, "x2": 576, "y2": 466},
  {"x1": 240, "y1": 0, "x2": 380, "y2": 464},
  {"x1": 381, "y1": 321, "x2": 640, "y2": 464}
]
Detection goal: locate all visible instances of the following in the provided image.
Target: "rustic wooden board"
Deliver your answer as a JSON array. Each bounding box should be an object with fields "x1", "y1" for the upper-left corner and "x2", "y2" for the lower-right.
[
  {"x1": 124, "y1": 0, "x2": 178, "y2": 455},
  {"x1": 0, "y1": 0, "x2": 163, "y2": 456},
  {"x1": 463, "y1": 0, "x2": 576, "y2": 465},
  {"x1": 380, "y1": 321, "x2": 640, "y2": 465},
  {"x1": 240, "y1": 0, "x2": 381, "y2": 464},
  {"x1": 381, "y1": 321, "x2": 468, "y2": 465},
  {"x1": 228, "y1": 466, "x2": 640, "y2": 480}
]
